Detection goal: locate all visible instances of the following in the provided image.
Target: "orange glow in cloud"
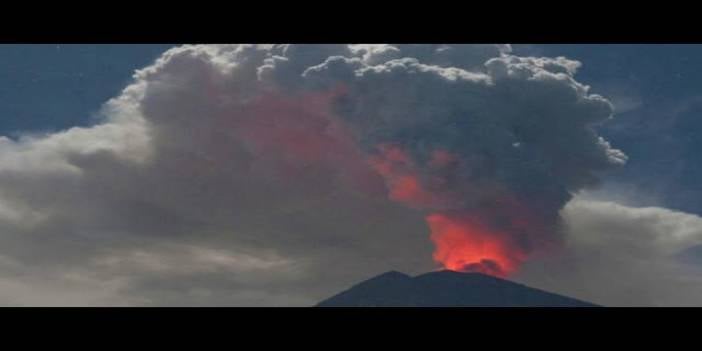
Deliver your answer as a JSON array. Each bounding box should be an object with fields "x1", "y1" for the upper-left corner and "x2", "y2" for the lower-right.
[
  {"x1": 228, "y1": 84, "x2": 541, "y2": 278},
  {"x1": 368, "y1": 144, "x2": 443, "y2": 208},
  {"x1": 426, "y1": 212, "x2": 526, "y2": 277},
  {"x1": 368, "y1": 144, "x2": 536, "y2": 277},
  {"x1": 230, "y1": 85, "x2": 387, "y2": 194},
  {"x1": 428, "y1": 149, "x2": 458, "y2": 168}
]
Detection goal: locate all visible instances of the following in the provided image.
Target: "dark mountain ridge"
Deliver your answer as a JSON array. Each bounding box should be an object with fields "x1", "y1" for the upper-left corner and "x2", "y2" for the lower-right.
[{"x1": 317, "y1": 270, "x2": 598, "y2": 307}]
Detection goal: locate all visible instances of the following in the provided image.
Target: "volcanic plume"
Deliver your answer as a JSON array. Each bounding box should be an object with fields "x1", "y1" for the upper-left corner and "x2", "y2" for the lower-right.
[
  {"x1": 364, "y1": 142, "x2": 553, "y2": 276},
  {"x1": 285, "y1": 45, "x2": 626, "y2": 276},
  {"x1": 179, "y1": 44, "x2": 626, "y2": 278},
  {"x1": 0, "y1": 44, "x2": 625, "y2": 289}
]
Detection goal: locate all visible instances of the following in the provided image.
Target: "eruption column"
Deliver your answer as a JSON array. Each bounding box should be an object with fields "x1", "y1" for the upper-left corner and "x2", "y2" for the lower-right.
[{"x1": 368, "y1": 144, "x2": 530, "y2": 276}]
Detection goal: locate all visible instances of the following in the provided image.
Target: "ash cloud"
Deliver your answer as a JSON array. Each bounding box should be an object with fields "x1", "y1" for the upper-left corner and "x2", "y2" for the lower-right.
[{"x1": 296, "y1": 44, "x2": 626, "y2": 271}]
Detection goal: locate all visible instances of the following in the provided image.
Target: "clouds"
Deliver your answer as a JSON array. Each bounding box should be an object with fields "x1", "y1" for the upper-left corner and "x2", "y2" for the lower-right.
[
  {"x1": 298, "y1": 45, "x2": 626, "y2": 273},
  {"x1": 306, "y1": 49, "x2": 625, "y2": 208},
  {"x1": 517, "y1": 197, "x2": 702, "y2": 306},
  {"x1": 0, "y1": 45, "x2": 441, "y2": 305},
  {"x1": 0, "y1": 43, "x2": 695, "y2": 305}
]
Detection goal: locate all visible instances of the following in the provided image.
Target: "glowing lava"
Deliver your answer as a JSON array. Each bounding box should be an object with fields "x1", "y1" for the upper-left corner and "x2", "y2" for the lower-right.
[
  {"x1": 426, "y1": 212, "x2": 526, "y2": 277},
  {"x1": 368, "y1": 143, "x2": 533, "y2": 277}
]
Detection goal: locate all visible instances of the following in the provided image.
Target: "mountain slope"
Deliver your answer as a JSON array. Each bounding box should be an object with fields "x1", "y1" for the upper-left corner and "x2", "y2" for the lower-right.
[{"x1": 317, "y1": 270, "x2": 598, "y2": 307}]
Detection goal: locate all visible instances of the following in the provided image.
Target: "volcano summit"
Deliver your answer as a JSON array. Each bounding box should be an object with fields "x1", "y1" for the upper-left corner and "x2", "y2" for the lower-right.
[{"x1": 317, "y1": 270, "x2": 598, "y2": 307}]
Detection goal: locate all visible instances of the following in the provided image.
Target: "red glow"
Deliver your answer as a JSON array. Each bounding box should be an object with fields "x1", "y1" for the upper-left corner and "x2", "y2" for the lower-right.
[
  {"x1": 426, "y1": 212, "x2": 527, "y2": 277},
  {"x1": 368, "y1": 144, "x2": 537, "y2": 277},
  {"x1": 429, "y1": 149, "x2": 458, "y2": 168},
  {"x1": 368, "y1": 145, "x2": 444, "y2": 208},
  {"x1": 215, "y1": 82, "x2": 544, "y2": 278},
  {"x1": 237, "y1": 88, "x2": 356, "y2": 166},
  {"x1": 229, "y1": 86, "x2": 386, "y2": 194}
]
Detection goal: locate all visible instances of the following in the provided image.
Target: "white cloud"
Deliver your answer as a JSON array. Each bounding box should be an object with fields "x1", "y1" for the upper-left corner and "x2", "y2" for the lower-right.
[{"x1": 516, "y1": 197, "x2": 702, "y2": 306}]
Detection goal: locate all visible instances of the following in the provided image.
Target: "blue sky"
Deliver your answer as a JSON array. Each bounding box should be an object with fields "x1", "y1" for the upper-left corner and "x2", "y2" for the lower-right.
[{"x1": 0, "y1": 44, "x2": 173, "y2": 135}]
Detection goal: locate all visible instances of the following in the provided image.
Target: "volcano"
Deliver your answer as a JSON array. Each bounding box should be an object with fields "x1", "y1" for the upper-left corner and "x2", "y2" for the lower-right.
[{"x1": 316, "y1": 270, "x2": 598, "y2": 307}]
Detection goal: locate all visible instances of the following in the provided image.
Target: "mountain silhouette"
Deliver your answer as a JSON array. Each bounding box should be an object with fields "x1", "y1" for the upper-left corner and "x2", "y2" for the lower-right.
[{"x1": 317, "y1": 270, "x2": 598, "y2": 307}]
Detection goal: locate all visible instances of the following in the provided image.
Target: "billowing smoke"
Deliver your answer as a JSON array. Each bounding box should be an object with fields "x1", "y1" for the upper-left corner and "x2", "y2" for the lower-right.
[
  {"x1": 258, "y1": 44, "x2": 626, "y2": 276},
  {"x1": 0, "y1": 44, "x2": 633, "y2": 305}
]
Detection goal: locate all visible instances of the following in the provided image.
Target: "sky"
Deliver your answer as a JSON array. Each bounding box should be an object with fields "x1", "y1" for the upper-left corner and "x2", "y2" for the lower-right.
[
  {"x1": 0, "y1": 44, "x2": 701, "y2": 306},
  {"x1": 0, "y1": 44, "x2": 173, "y2": 135}
]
